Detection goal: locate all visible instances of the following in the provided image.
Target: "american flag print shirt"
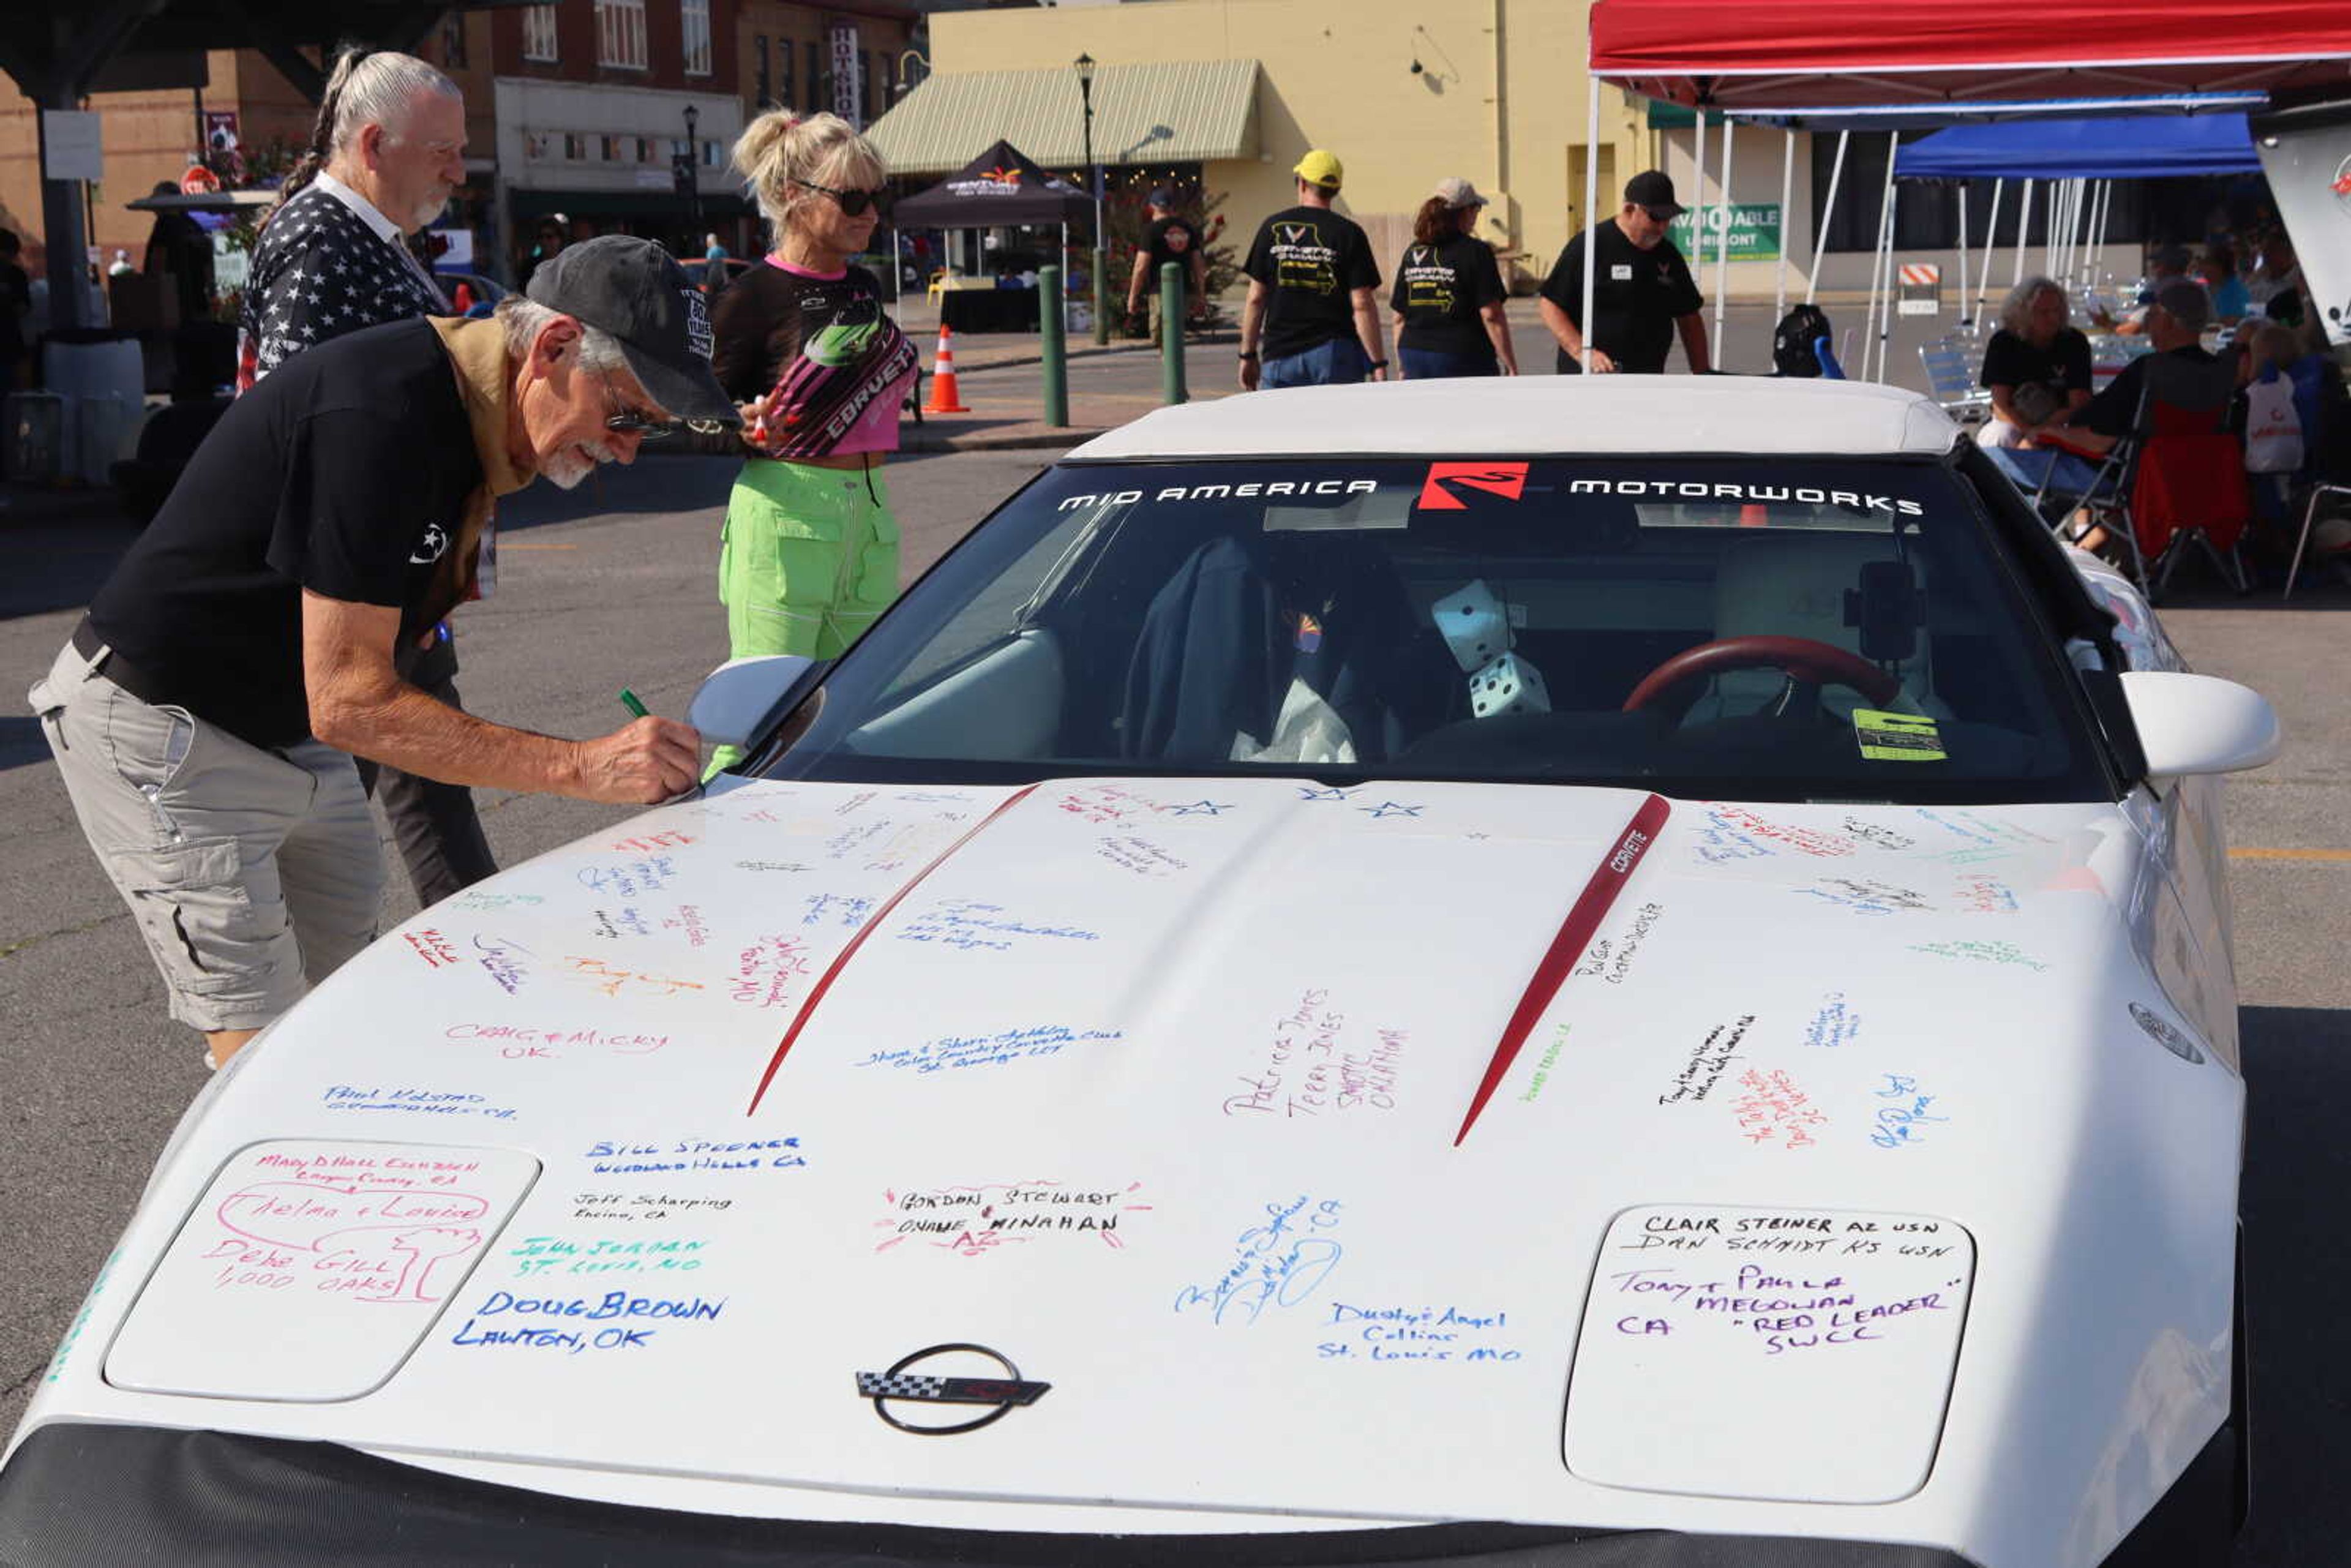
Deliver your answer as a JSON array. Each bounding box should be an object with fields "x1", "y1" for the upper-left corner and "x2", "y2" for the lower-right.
[{"x1": 237, "y1": 185, "x2": 448, "y2": 390}]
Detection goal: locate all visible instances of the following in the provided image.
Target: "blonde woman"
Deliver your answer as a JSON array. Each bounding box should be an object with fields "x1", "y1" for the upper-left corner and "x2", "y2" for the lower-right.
[{"x1": 709, "y1": 109, "x2": 917, "y2": 759}]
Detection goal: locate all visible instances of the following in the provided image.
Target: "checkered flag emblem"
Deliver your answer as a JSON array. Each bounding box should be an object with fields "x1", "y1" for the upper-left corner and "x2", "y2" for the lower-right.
[{"x1": 857, "y1": 1370, "x2": 1049, "y2": 1405}]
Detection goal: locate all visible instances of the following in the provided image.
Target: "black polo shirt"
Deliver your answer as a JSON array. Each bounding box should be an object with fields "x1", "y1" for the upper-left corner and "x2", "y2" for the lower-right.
[
  {"x1": 86, "y1": 317, "x2": 480, "y2": 749},
  {"x1": 1539, "y1": 220, "x2": 1703, "y2": 374}
]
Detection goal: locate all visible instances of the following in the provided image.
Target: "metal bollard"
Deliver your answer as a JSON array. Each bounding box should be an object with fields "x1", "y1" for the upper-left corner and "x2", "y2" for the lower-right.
[
  {"x1": 1039, "y1": 264, "x2": 1068, "y2": 428},
  {"x1": 1092, "y1": 250, "x2": 1110, "y2": 347},
  {"x1": 1160, "y1": 261, "x2": 1188, "y2": 406}
]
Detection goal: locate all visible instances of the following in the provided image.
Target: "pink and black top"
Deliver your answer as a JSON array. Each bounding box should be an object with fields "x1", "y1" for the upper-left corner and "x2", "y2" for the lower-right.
[{"x1": 708, "y1": 256, "x2": 918, "y2": 460}]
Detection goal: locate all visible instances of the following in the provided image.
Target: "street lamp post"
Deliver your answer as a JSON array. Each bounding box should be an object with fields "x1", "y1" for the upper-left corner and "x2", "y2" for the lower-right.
[
  {"x1": 680, "y1": 103, "x2": 702, "y2": 255},
  {"x1": 1075, "y1": 53, "x2": 1107, "y2": 345}
]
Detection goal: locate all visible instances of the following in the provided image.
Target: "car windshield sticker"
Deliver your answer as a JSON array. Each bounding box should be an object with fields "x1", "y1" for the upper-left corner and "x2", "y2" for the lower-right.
[
  {"x1": 1853, "y1": 709, "x2": 1946, "y2": 762},
  {"x1": 1417, "y1": 462, "x2": 1529, "y2": 511}
]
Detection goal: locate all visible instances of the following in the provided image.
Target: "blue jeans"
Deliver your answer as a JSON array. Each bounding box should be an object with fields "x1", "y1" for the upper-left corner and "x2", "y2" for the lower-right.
[
  {"x1": 1400, "y1": 346, "x2": 1498, "y2": 380},
  {"x1": 1261, "y1": 337, "x2": 1370, "y2": 388},
  {"x1": 1987, "y1": 443, "x2": 2107, "y2": 500}
]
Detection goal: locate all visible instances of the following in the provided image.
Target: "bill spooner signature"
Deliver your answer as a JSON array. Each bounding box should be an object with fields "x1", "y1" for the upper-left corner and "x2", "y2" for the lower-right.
[{"x1": 1174, "y1": 1196, "x2": 1343, "y2": 1326}]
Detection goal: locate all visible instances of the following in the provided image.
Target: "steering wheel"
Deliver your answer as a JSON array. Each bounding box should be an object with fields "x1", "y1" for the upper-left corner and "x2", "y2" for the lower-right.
[{"x1": 1622, "y1": 634, "x2": 1902, "y2": 721}]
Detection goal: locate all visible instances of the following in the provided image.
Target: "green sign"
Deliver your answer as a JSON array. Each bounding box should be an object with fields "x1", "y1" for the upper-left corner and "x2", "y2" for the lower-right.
[{"x1": 1667, "y1": 203, "x2": 1782, "y2": 264}]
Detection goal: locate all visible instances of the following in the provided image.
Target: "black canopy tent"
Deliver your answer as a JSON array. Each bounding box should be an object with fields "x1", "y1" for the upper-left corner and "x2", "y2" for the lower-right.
[
  {"x1": 892, "y1": 140, "x2": 1094, "y2": 230},
  {"x1": 891, "y1": 140, "x2": 1093, "y2": 328}
]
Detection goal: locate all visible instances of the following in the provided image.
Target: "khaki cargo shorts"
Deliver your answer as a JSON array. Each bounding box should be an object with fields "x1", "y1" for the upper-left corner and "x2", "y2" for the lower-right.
[{"x1": 28, "y1": 638, "x2": 383, "y2": 1033}]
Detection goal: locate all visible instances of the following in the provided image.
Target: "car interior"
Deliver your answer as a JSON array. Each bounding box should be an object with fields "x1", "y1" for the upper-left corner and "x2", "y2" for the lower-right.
[{"x1": 787, "y1": 461, "x2": 2094, "y2": 796}]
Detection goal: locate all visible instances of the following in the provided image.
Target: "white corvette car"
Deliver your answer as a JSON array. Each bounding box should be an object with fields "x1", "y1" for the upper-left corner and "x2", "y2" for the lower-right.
[{"x1": 2, "y1": 379, "x2": 2280, "y2": 1567}]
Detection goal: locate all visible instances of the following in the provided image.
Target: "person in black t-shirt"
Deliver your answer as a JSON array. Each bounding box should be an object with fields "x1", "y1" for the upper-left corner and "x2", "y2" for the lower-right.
[
  {"x1": 26, "y1": 238, "x2": 736, "y2": 1070},
  {"x1": 1978, "y1": 276, "x2": 2093, "y2": 447},
  {"x1": 1537, "y1": 170, "x2": 1708, "y2": 375},
  {"x1": 1238, "y1": 150, "x2": 1386, "y2": 390},
  {"x1": 1126, "y1": 187, "x2": 1209, "y2": 343},
  {"x1": 1390, "y1": 177, "x2": 1515, "y2": 380}
]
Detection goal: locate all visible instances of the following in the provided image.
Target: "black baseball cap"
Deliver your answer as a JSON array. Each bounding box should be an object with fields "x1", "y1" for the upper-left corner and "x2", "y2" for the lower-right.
[
  {"x1": 1624, "y1": 170, "x2": 1683, "y2": 217},
  {"x1": 525, "y1": 234, "x2": 738, "y2": 425}
]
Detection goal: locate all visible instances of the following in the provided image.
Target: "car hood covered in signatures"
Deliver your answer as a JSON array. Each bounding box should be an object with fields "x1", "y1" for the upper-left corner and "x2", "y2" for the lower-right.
[{"x1": 23, "y1": 776, "x2": 2241, "y2": 1568}]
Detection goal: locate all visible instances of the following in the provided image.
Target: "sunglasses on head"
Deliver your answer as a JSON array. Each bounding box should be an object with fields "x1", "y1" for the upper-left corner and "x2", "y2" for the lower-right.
[{"x1": 801, "y1": 179, "x2": 890, "y2": 217}]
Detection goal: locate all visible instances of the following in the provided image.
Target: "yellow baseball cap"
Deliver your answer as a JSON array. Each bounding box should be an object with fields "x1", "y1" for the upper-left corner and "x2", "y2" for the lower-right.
[{"x1": 1294, "y1": 149, "x2": 1344, "y2": 190}]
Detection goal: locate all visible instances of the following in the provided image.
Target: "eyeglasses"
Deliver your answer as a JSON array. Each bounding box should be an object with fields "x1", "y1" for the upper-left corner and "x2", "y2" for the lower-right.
[
  {"x1": 800, "y1": 179, "x2": 891, "y2": 218},
  {"x1": 602, "y1": 377, "x2": 732, "y2": 440}
]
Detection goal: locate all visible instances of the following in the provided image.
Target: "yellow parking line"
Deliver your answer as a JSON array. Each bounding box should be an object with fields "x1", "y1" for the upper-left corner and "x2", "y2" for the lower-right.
[{"x1": 2230, "y1": 847, "x2": 2351, "y2": 863}]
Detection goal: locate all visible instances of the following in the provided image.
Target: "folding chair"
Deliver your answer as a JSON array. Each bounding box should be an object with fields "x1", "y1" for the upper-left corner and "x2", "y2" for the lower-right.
[
  {"x1": 1918, "y1": 336, "x2": 1990, "y2": 424},
  {"x1": 2283, "y1": 483, "x2": 2351, "y2": 599},
  {"x1": 2127, "y1": 354, "x2": 2252, "y2": 598}
]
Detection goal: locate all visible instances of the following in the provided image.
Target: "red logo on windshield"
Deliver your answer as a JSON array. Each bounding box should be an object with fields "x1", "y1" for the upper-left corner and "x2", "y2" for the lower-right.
[{"x1": 1418, "y1": 462, "x2": 1529, "y2": 510}]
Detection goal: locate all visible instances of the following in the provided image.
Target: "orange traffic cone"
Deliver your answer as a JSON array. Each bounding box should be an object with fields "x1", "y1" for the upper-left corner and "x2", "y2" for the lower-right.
[{"x1": 923, "y1": 323, "x2": 970, "y2": 414}]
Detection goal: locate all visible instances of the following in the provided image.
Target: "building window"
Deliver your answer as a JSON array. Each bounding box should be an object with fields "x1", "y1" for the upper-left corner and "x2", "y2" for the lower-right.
[
  {"x1": 806, "y1": 41, "x2": 821, "y2": 110},
  {"x1": 702, "y1": 138, "x2": 721, "y2": 168},
  {"x1": 438, "y1": 15, "x2": 468, "y2": 69},
  {"x1": 779, "y1": 36, "x2": 795, "y2": 107},
  {"x1": 601, "y1": 134, "x2": 625, "y2": 162},
  {"x1": 596, "y1": 0, "x2": 648, "y2": 70},
  {"x1": 636, "y1": 136, "x2": 655, "y2": 162},
  {"x1": 522, "y1": 4, "x2": 559, "y2": 63},
  {"x1": 681, "y1": 0, "x2": 712, "y2": 77},
  {"x1": 563, "y1": 132, "x2": 586, "y2": 161},
  {"x1": 754, "y1": 34, "x2": 771, "y2": 107}
]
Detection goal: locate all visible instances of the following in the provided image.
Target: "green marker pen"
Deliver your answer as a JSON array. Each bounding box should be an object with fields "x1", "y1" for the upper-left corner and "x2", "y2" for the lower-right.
[{"x1": 619, "y1": 688, "x2": 650, "y2": 719}]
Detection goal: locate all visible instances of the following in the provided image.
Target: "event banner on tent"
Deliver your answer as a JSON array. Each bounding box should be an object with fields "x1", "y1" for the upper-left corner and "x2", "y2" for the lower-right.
[{"x1": 1667, "y1": 204, "x2": 1780, "y2": 263}]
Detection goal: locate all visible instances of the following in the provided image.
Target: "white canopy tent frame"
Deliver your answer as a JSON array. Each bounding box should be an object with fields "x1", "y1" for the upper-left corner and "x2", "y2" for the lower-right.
[
  {"x1": 1712, "y1": 114, "x2": 1736, "y2": 369},
  {"x1": 1575, "y1": 83, "x2": 2263, "y2": 381},
  {"x1": 1972, "y1": 178, "x2": 2005, "y2": 326}
]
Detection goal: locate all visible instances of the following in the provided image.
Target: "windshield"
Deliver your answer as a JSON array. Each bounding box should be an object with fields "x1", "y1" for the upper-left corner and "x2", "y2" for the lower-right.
[{"x1": 749, "y1": 457, "x2": 2110, "y2": 804}]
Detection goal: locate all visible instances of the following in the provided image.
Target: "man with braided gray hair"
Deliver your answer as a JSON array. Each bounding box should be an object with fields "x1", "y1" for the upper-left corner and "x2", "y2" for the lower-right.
[
  {"x1": 236, "y1": 48, "x2": 495, "y2": 912},
  {"x1": 238, "y1": 48, "x2": 466, "y2": 387}
]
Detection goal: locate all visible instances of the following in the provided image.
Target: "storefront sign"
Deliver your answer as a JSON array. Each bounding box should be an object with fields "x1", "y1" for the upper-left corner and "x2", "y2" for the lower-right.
[
  {"x1": 830, "y1": 23, "x2": 862, "y2": 127},
  {"x1": 1667, "y1": 203, "x2": 1781, "y2": 264}
]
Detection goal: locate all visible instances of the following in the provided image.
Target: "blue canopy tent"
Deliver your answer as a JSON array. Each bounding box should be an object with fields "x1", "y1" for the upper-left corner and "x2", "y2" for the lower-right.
[
  {"x1": 1892, "y1": 113, "x2": 2262, "y2": 331},
  {"x1": 1894, "y1": 114, "x2": 2262, "y2": 181}
]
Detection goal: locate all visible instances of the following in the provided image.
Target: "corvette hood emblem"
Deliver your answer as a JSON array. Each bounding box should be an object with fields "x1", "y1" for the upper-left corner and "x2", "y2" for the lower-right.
[{"x1": 857, "y1": 1342, "x2": 1049, "y2": 1434}]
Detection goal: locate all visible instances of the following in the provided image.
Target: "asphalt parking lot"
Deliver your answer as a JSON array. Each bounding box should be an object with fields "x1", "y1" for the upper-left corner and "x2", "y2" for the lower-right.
[{"x1": 2, "y1": 436, "x2": 2347, "y2": 1562}]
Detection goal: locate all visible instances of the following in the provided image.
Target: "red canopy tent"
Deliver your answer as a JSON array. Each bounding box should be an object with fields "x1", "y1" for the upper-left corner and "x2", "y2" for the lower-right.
[
  {"x1": 1588, "y1": 0, "x2": 2351, "y2": 109},
  {"x1": 1569, "y1": 0, "x2": 2351, "y2": 380}
]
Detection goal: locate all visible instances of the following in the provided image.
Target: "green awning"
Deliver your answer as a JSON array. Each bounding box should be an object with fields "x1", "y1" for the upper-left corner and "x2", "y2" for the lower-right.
[
  {"x1": 866, "y1": 59, "x2": 1259, "y2": 176},
  {"x1": 1647, "y1": 99, "x2": 1697, "y2": 129}
]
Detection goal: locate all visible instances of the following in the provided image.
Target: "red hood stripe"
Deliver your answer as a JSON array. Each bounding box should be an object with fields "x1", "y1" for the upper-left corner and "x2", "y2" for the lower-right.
[
  {"x1": 1453, "y1": 792, "x2": 1673, "y2": 1146},
  {"x1": 746, "y1": 784, "x2": 1041, "y2": 1116}
]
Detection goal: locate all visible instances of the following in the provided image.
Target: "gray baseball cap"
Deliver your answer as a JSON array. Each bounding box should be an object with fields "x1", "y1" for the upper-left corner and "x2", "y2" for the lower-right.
[{"x1": 525, "y1": 234, "x2": 738, "y2": 425}]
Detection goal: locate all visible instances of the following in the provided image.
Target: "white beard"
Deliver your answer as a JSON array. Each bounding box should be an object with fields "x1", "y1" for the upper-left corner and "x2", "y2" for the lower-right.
[{"x1": 542, "y1": 441, "x2": 615, "y2": 490}]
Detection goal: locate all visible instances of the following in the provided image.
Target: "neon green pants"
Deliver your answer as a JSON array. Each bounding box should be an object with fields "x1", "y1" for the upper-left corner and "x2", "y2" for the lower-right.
[{"x1": 712, "y1": 458, "x2": 898, "y2": 771}]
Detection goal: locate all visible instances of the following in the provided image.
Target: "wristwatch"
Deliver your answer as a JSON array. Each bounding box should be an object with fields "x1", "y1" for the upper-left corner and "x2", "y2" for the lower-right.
[{"x1": 1238, "y1": 350, "x2": 1259, "y2": 361}]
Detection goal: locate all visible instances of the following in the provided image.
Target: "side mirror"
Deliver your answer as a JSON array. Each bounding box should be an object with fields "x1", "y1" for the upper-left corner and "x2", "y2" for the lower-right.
[
  {"x1": 687, "y1": 655, "x2": 823, "y2": 752},
  {"x1": 2119, "y1": 670, "x2": 2281, "y2": 789}
]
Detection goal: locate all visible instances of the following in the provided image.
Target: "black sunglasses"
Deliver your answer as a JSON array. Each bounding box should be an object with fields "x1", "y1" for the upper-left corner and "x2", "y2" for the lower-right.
[{"x1": 801, "y1": 179, "x2": 891, "y2": 217}]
